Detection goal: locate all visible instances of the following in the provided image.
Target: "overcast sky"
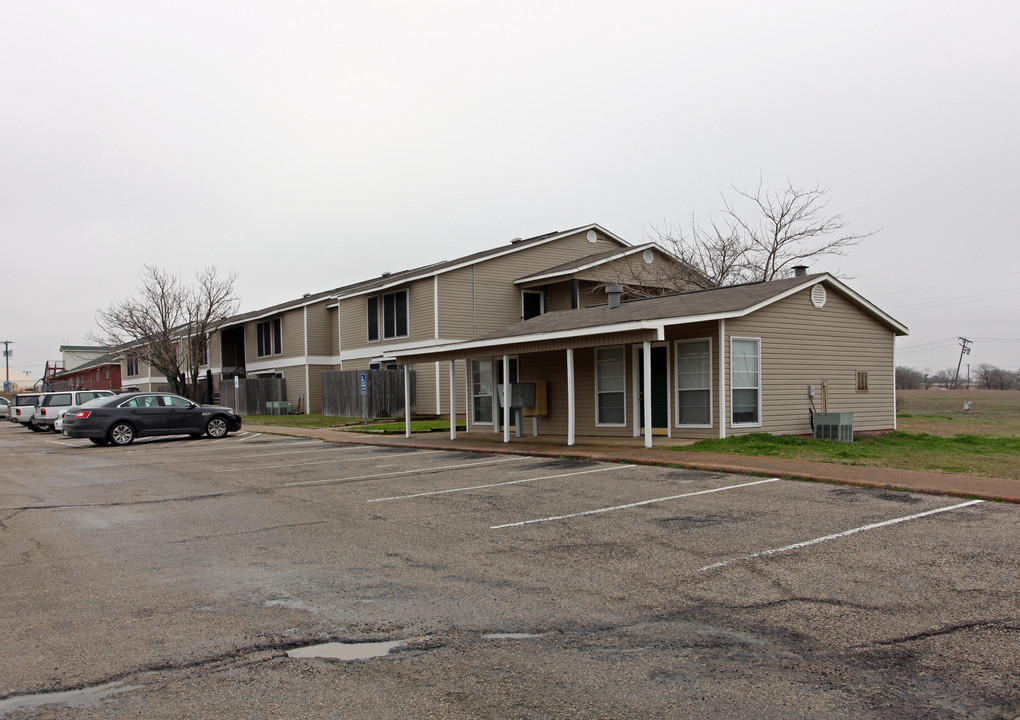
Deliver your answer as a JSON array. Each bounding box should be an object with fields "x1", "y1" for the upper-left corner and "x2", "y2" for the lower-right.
[{"x1": 3, "y1": 1, "x2": 1018, "y2": 382}]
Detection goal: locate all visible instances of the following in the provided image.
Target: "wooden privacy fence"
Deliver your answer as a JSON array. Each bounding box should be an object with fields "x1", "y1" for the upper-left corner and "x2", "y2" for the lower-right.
[
  {"x1": 322, "y1": 369, "x2": 415, "y2": 418},
  {"x1": 220, "y1": 378, "x2": 286, "y2": 415}
]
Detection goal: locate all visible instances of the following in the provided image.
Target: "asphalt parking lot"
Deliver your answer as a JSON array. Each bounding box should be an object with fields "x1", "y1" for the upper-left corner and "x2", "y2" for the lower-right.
[{"x1": 1, "y1": 421, "x2": 1017, "y2": 719}]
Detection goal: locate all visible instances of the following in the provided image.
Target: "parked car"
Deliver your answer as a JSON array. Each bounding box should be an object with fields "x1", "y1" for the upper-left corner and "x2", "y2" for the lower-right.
[
  {"x1": 62, "y1": 392, "x2": 242, "y2": 446},
  {"x1": 0, "y1": 397, "x2": 9, "y2": 419},
  {"x1": 33, "y1": 390, "x2": 115, "y2": 432},
  {"x1": 9, "y1": 393, "x2": 43, "y2": 429}
]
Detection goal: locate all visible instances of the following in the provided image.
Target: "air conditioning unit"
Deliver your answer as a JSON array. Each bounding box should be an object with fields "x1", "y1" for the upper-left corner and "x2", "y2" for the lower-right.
[{"x1": 814, "y1": 412, "x2": 853, "y2": 442}]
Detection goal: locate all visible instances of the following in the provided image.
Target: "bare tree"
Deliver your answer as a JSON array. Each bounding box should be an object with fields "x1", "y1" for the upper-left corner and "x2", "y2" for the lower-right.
[
  {"x1": 651, "y1": 180, "x2": 877, "y2": 288},
  {"x1": 975, "y1": 363, "x2": 1019, "y2": 390},
  {"x1": 94, "y1": 265, "x2": 238, "y2": 398}
]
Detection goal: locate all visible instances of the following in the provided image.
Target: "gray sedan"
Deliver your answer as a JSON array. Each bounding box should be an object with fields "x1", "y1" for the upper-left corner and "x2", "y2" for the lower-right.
[{"x1": 62, "y1": 392, "x2": 242, "y2": 446}]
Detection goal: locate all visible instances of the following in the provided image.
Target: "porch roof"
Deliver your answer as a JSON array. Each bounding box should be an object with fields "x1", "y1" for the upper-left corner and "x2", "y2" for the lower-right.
[{"x1": 392, "y1": 273, "x2": 909, "y2": 363}]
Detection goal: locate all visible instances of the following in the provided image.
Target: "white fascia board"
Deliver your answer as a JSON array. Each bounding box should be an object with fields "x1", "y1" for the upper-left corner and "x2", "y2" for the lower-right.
[
  {"x1": 513, "y1": 243, "x2": 662, "y2": 285},
  {"x1": 331, "y1": 224, "x2": 631, "y2": 302},
  {"x1": 245, "y1": 355, "x2": 340, "y2": 373},
  {"x1": 339, "y1": 337, "x2": 467, "y2": 362},
  {"x1": 394, "y1": 321, "x2": 666, "y2": 359}
]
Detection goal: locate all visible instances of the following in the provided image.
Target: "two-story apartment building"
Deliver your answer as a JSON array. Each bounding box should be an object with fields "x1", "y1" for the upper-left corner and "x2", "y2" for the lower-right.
[{"x1": 201, "y1": 224, "x2": 694, "y2": 416}]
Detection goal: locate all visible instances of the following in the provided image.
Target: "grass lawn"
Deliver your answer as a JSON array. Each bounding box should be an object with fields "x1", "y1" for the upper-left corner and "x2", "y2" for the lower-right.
[
  {"x1": 672, "y1": 390, "x2": 1020, "y2": 480},
  {"x1": 242, "y1": 414, "x2": 459, "y2": 434},
  {"x1": 670, "y1": 432, "x2": 1020, "y2": 480},
  {"x1": 242, "y1": 414, "x2": 358, "y2": 428}
]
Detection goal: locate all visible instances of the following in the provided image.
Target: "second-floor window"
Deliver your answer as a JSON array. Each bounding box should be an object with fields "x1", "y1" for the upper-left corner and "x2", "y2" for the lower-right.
[
  {"x1": 368, "y1": 290, "x2": 409, "y2": 341},
  {"x1": 257, "y1": 318, "x2": 283, "y2": 357}
]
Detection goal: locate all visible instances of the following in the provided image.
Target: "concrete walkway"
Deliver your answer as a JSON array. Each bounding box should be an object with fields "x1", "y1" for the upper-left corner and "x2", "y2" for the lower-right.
[{"x1": 244, "y1": 424, "x2": 1020, "y2": 503}]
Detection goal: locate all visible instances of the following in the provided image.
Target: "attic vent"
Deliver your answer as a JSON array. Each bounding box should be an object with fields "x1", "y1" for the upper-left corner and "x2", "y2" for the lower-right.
[{"x1": 811, "y1": 284, "x2": 827, "y2": 308}]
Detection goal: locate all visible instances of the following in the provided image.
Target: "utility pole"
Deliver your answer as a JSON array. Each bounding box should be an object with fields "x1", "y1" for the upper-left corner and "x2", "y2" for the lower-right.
[
  {"x1": 2, "y1": 340, "x2": 12, "y2": 391},
  {"x1": 952, "y1": 337, "x2": 972, "y2": 390}
]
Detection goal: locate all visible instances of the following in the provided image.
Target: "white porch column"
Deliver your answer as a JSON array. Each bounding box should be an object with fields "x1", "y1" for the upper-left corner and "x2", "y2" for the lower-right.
[
  {"x1": 719, "y1": 319, "x2": 727, "y2": 439},
  {"x1": 502, "y1": 353, "x2": 510, "y2": 443},
  {"x1": 643, "y1": 340, "x2": 653, "y2": 448},
  {"x1": 566, "y1": 348, "x2": 575, "y2": 446},
  {"x1": 404, "y1": 364, "x2": 412, "y2": 438},
  {"x1": 449, "y1": 360, "x2": 457, "y2": 440}
]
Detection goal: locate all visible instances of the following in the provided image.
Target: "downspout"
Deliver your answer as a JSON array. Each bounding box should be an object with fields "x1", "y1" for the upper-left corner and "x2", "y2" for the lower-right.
[
  {"x1": 566, "y1": 348, "x2": 576, "y2": 446},
  {"x1": 304, "y1": 306, "x2": 310, "y2": 414},
  {"x1": 719, "y1": 319, "x2": 726, "y2": 439}
]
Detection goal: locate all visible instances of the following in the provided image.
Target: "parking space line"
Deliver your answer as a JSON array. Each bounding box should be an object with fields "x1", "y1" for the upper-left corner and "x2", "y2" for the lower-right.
[
  {"x1": 367, "y1": 464, "x2": 635, "y2": 503},
  {"x1": 492, "y1": 478, "x2": 779, "y2": 529},
  {"x1": 698, "y1": 499, "x2": 985, "y2": 571},
  {"x1": 283, "y1": 456, "x2": 533, "y2": 487},
  {"x1": 216, "y1": 449, "x2": 444, "y2": 472},
  {"x1": 120, "y1": 439, "x2": 321, "y2": 456},
  {"x1": 237, "y1": 433, "x2": 261, "y2": 441}
]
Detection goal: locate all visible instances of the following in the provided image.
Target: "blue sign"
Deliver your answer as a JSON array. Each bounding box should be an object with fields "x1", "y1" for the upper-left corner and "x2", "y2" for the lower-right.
[{"x1": 359, "y1": 373, "x2": 367, "y2": 395}]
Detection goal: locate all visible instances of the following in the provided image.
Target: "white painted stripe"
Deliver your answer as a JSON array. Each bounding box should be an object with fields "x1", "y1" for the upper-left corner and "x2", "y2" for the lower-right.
[
  {"x1": 284, "y1": 456, "x2": 532, "y2": 487},
  {"x1": 123, "y1": 439, "x2": 322, "y2": 456},
  {"x1": 237, "y1": 432, "x2": 261, "y2": 441},
  {"x1": 492, "y1": 478, "x2": 779, "y2": 529},
  {"x1": 368, "y1": 464, "x2": 634, "y2": 503},
  {"x1": 698, "y1": 499, "x2": 985, "y2": 571},
  {"x1": 215, "y1": 450, "x2": 444, "y2": 473}
]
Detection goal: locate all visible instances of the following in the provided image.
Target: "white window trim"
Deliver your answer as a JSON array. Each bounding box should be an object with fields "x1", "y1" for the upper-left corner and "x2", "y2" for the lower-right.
[
  {"x1": 471, "y1": 358, "x2": 495, "y2": 426},
  {"x1": 257, "y1": 317, "x2": 283, "y2": 358},
  {"x1": 522, "y1": 289, "x2": 545, "y2": 320},
  {"x1": 730, "y1": 336, "x2": 762, "y2": 427},
  {"x1": 595, "y1": 346, "x2": 627, "y2": 427},
  {"x1": 383, "y1": 289, "x2": 410, "y2": 340},
  {"x1": 675, "y1": 337, "x2": 713, "y2": 428},
  {"x1": 367, "y1": 295, "x2": 380, "y2": 343}
]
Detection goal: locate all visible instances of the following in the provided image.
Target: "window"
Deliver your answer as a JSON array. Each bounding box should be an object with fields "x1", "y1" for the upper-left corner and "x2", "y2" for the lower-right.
[
  {"x1": 856, "y1": 370, "x2": 869, "y2": 392},
  {"x1": 368, "y1": 290, "x2": 409, "y2": 340},
  {"x1": 731, "y1": 338, "x2": 761, "y2": 425},
  {"x1": 367, "y1": 296, "x2": 379, "y2": 342},
  {"x1": 257, "y1": 318, "x2": 282, "y2": 357},
  {"x1": 595, "y1": 347, "x2": 626, "y2": 426},
  {"x1": 383, "y1": 290, "x2": 408, "y2": 338},
  {"x1": 676, "y1": 339, "x2": 712, "y2": 426},
  {"x1": 522, "y1": 291, "x2": 544, "y2": 320},
  {"x1": 126, "y1": 355, "x2": 139, "y2": 377},
  {"x1": 471, "y1": 359, "x2": 493, "y2": 424}
]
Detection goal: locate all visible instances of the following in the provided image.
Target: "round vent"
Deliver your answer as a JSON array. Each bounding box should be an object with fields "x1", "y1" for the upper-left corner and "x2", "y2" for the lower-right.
[
  {"x1": 586, "y1": 230, "x2": 598, "y2": 243},
  {"x1": 811, "y1": 284, "x2": 827, "y2": 308},
  {"x1": 642, "y1": 249, "x2": 654, "y2": 264}
]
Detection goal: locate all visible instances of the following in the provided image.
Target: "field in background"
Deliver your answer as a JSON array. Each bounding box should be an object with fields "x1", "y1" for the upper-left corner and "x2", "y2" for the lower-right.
[{"x1": 897, "y1": 389, "x2": 1020, "y2": 436}]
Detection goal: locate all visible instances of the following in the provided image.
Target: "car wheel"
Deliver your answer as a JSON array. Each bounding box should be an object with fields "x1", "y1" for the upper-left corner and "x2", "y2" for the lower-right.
[
  {"x1": 90, "y1": 437, "x2": 109, "y2": 446},
  {"x1": 206, "y1": 416, "x2": 229, "y2": 438},
  {"x1": 28, "y1": 422, "x2": 46, "y2": 432},
  {"x1": 109, "y1": 422, "x2": 136, "y2": 446}
]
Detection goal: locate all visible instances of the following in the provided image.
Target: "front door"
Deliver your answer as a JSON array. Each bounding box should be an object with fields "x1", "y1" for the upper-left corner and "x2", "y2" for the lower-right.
[{"x1": 638, "y1": 346, "x2": 669, "y2": 433}]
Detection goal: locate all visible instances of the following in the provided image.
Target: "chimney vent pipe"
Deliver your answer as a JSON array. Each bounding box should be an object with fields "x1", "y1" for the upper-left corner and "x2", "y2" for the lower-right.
[{"x1": 606, "y1": 285, "x2": 623, "y2": 309}]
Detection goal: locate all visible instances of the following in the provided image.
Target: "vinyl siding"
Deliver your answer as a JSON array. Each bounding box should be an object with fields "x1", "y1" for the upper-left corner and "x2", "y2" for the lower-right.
[
  {"x1": 726, "y1": 286, "x2": 896, "y2": 435},
  {"x1": 437, "y1": 266, "x2": 476, "y2": 338},
  {"x1": 305, "y1": 302, "x2": 335, "y2": 356}
]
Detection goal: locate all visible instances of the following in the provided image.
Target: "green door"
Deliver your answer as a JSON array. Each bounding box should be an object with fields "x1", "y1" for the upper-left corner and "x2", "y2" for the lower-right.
[{"x1": 638, "y1": 347, "x2": 669, "y2": 431}]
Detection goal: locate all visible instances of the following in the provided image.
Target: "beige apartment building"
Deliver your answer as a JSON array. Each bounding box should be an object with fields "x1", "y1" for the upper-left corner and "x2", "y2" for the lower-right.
[{"x1": 198, "y1": 224, "x2": 693, "y2": 416}]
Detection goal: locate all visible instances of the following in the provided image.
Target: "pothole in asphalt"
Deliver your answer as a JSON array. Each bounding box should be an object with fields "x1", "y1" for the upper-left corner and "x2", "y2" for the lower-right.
[
  {"x1": 286, "y1": 640, "x2": 406, "y2": 661},
  {"x1": 0, "y1": 681, "x2": 141, "y2": 717}
]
